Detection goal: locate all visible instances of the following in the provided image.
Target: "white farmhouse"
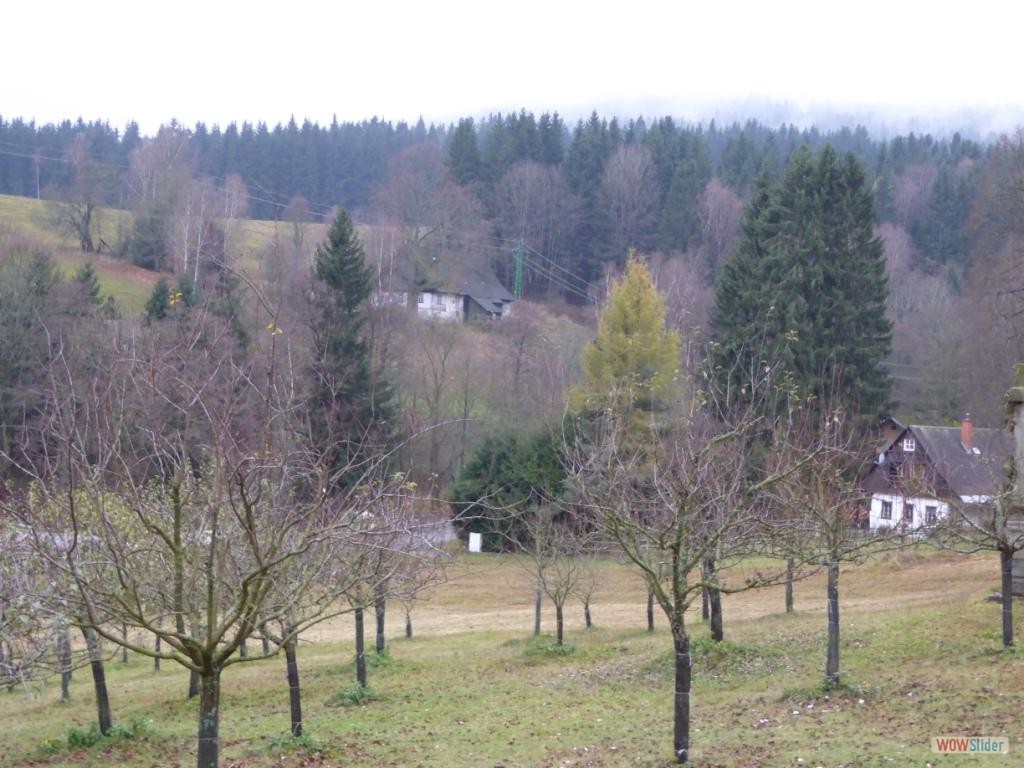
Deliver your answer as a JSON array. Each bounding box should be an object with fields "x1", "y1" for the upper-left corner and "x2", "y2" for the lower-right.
[
  {"x1": 861, "y1": 417, "x2": 1012, "y2": 533},
  {"x1": 375, "y1": 260, "x2": 515, "y2": 322}
]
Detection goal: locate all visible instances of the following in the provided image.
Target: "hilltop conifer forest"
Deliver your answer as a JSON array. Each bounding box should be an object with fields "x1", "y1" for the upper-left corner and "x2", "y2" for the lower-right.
[{"x1": 1, "y1": 110, "x2": 1023, "y2": 768}]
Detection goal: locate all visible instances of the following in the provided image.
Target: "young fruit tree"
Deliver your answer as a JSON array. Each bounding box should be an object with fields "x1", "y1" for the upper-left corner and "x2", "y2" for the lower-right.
[
  {"x1": 569, "y1": 369, "x2": 811, "y2": 764},
  {"x1": 337, "y1": 477, "x2": 446, "y2": 690},
  {"x1": 0, "y1": 529, "x2": 90, "y2": 698},
  {"x1": 520, "y1": 507, "x2": 596, "y2": 647},
  {"x1": 771, "y1": 407, "x2": 893, "y2": 686}
]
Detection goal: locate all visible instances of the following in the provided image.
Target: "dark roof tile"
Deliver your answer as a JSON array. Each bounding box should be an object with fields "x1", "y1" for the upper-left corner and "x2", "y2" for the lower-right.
[{"x1": 908, "y1": 425, "x2": 1012, "y2": 498}]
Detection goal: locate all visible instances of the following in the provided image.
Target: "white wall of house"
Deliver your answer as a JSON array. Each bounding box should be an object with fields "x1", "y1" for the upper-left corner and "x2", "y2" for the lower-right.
[
  {"x1": 869, "y1": 493, "x2": 948, "y2": 531},
  {"x1": 417, "y1": 291, "x2": 463, "y2": 321}
]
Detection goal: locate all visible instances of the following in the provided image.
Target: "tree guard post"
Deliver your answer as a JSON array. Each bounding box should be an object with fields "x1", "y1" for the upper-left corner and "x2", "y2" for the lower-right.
[{"x1": 1005, "y1": 363, "x2": 1024, "y2": 595}]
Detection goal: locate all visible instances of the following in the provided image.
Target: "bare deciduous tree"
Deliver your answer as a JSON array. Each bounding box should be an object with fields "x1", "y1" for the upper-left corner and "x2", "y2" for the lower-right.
[
  {"x1": 48, "y1": 136, "x2": 115, "y2": 254},
  {"x1": 494, "y1": 161, "x2": 581, "y2": 295},
  {"x1": 600, "y1": 145, "x2": 658, "y2": 261},
  {"x1": 696, "y1": 178, "x2": 743, "y2": 275},
  {"x1": 569, "y1": 370, "x2": 811, "y2": 764},
  {"x1": 772, "y1": 409, "x2": 890, "y2": 685}
]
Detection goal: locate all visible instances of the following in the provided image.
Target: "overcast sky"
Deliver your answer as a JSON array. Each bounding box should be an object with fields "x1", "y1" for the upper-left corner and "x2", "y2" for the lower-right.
[{"x1": 5, "y1": 1, "x2": 1023, "y2": 136}]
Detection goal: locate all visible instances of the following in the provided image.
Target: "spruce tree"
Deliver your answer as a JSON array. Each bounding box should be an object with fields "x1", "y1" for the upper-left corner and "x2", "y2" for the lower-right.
[
  {"x1": 563, "y1": 113, "x2": 616, "y2": 283},
  {"x1": 658, "y1": 140, "x2": 711, "y2": 254},
  {"x1": 144, "y1": 279, "x2": 171, "y2": 324},
  {"x1": 910, "y1": 163, "x2": 972, "y2": 273},
  {"x1": 309, "y1": 210, "x2": 394, "y2": 487},
  {"x1": 712, "y1": 146, "x2": 891, "y2": 419},
  {"x1": 447, "y1": 118, "x2": 481, "y2": 186},
  {"x1": 73, "y1": 262, "x2": 102, "y2": 305}
]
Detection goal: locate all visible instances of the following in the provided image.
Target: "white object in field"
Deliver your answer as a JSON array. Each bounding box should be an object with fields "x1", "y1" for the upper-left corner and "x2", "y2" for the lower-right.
[{"x1": 468, "y1": 532, "x2": 482, "y2": 553}]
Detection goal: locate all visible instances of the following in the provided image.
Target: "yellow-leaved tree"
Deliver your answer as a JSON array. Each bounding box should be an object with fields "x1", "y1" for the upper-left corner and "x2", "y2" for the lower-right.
[{"x1": 570, "y1": 254, "x2": 682, "y2": 429}]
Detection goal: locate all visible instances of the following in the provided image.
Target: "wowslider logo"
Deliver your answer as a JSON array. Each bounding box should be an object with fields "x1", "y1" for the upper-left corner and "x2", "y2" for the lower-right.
[{"x1": 931, "y1": 736, "x2": 1009, "y2": 755}]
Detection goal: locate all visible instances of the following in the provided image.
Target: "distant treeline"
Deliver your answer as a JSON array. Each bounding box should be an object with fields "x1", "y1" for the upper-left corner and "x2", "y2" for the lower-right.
[{"x1": 0, "y1": 111, "x2": 985, "y2": 280}]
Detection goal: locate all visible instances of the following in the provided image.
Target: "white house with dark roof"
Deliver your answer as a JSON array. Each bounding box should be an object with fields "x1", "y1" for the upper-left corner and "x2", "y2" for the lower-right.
[
  {"x1": 861, "y1": 417, "x2": 1012, "y2": 532},
  {"x1": 375, "y1": 259, "x2": 515, "y2": 322}
]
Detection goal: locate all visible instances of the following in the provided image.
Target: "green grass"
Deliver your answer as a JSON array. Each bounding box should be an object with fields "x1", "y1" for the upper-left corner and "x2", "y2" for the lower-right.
[
  {"x1": 0, "y1": 193, "x2": 288, "y2": 317},
  {"x1": 0, "y1": 551, "x2": 1021, "y2": 767}
]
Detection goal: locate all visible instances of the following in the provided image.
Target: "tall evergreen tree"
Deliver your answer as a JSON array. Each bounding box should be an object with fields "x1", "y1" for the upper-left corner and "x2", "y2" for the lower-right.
[
  {"x1": 309, "y1": 210, "x2": 394, "y2": 486},
  {"x1": 712, "y1": 146, "x2": 891, "y2": 419},
  {"x1": 563, "y1": 113, "x2": 616, "y2": 283},
  {"x1": 910, "y1": 162, "x2": 972, "y2": 274},
  {"x1": 447, "y1": 118, "x2": 481, "y2": 186},
  {"x1": 537, "y1": 112, "x2": 565, "y2": 166},
  {"x1": 658, "y1": 137, "x2": 711, "y2": 253}
]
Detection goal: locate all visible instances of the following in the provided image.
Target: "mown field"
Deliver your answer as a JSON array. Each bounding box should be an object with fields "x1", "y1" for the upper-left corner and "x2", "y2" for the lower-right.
[{"x1": 1, "y1": 548, "x2": 1021, "y2": 768}]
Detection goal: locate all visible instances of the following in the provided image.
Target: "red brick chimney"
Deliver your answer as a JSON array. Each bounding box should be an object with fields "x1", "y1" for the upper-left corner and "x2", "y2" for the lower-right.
[{"x1": 961, "y1": 413, "x2": 973, "y2": 451}]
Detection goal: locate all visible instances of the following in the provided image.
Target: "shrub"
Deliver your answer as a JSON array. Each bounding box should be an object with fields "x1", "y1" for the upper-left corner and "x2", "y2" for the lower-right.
[
  {"x1": 325, "y1": 684, "x2": 379, "y2": 707},
  {"x1": 267, "y1": 732, "x2": 323, "y2": 754},
  {"x1": 524, "y1": 636, "x2": 577, "y2": 657}
]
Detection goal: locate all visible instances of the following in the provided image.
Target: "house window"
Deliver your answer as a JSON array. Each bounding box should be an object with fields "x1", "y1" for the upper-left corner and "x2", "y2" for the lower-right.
[
  {"x1": 888, "y1": 461, "x2": 904, "y2": 479},
  {"x1": 418, "y1": 293, "x2": 427, "y2": 304},
  {"x1": 903, "y1": 503, "x2": 915, "y2": 522},
  {"x1": 903, "y1": 437, "x2": 916, "y2": 452},
  {"x1": 880, "y1": 500, "x2": 892, "y2": 520},
  {"x1": 925, "y1": 506, "x2": 938, "y2": 524},
  {"x1": 433, "y1": 293, "x2": 445, "y2": 307}
]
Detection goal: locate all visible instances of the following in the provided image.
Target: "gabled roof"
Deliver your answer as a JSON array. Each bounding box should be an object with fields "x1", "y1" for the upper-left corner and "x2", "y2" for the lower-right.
[
  {"x1": 434, "y1": 260, "x2": 514, "y2": 314},
  {"x1": 380, "y1": 258, "x2": 514, "y2": 314},
  {"x1": 905, "y1": 425, "x2": 1012, "y2": 499}
]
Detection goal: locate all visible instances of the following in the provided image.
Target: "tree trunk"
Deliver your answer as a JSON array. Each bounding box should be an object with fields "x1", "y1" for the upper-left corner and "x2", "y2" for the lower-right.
[
  {"x1": 188, "y1": 620, "x2": 200, "y2": 698},
  {"x1": 261, "y1": 631, "x2": 271, "y2": 657},
  {"x1": 1001, "y1": 547, "x2": 1014, "y2": 648},
  {"x1": 284, "y1": 638, "x2": 302, "y2": 737},
  {"x1": 375, "y1": 596, "x2": 386, "y2": 653},
  {"x1": 704, "y1": 557, "x2": 723, "y2": 641},
  {"x1": 197, "y1": 669, "x2": 221, "y2": 768},
  {"x1": 81, "y1": 626, "x2": 112, "y2": 736},
  {"x1": 701, "y1": 588, "x2": 709, "y2": 622},
  {"x1": 709, "y1": 588, "x2": 723, "y2": 642},
  {"x1": 785, "y1": 558, "x2": 795, "y2": 613},
  {"x1": 154, "y1": 622, "x2": 161, "y2": 671},
  {"x1": 59, "y1": 625, "x2": 72, "y2": 701},
  {"x1": 121, "y1": 624, "x2": 129, "y2": 663},
  {"x1": 673, "y1": 630, "x2": 692, "y2": 764},
  {"x1": 239, "y1": 638, "x2": 248, "y2": 659},
  {"x1": 583, "y1": 599, "x2": 592, "y2": 629},
  {"x1": 354, "y1": 607, "x2": 367, "y2": 688},
  {"x1": 405, "y1": 610, "x2": 413, "y2": 639},
  {"x1": 826, "y1": 560, "x2": 841, "y2": 684},
  {"x1": 533, "y1": 588, "x2": 542, "y2": 636},
  {"x1": 555, "y1": 602, "x2": 564, "y2": 646},
  {"x1": 647, "y1": 589, "x2": 655, "y2": 633}
]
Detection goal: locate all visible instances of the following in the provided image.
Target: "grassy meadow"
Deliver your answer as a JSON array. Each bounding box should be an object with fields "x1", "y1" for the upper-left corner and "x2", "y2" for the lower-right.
[
  {"x1": 1, "y1": 548, "x2": 1021, "y2": 768},
  {"x1": 0, "y1": 194, "x2": 293, "y2": 317}
]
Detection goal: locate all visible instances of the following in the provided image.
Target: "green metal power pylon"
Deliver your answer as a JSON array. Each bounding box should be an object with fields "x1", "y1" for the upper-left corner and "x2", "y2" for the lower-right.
[{"x1": 513, "y1": 238, "x2": 524, "y2": 299}]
